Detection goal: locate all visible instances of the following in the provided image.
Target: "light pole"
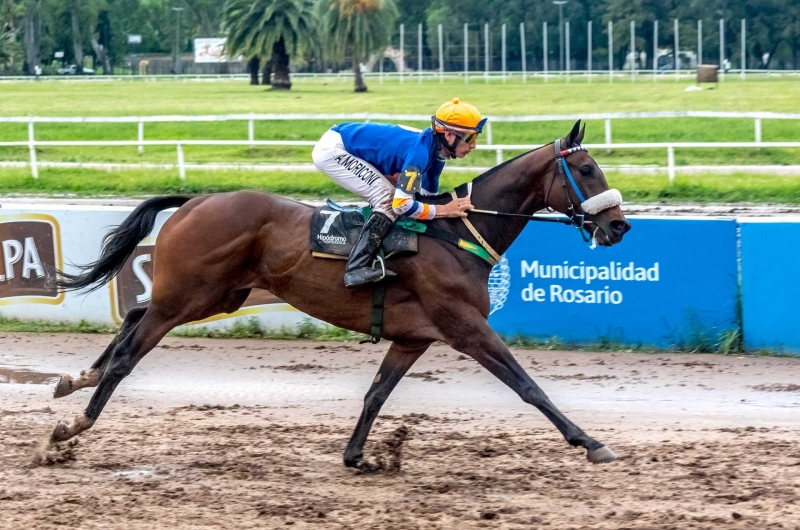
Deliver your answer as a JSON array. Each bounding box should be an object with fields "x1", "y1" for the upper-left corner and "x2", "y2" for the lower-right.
[
  {"x1": 172, "y1": 7, "x2": 184, "y2": 75},
  {"x1": 553, "y1": 1, "x2": 568, "y2": 71}
]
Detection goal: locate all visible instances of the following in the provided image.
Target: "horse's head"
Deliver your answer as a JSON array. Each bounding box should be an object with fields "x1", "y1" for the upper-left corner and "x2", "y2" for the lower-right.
[{"x1": 546, "y1": 120, "x2": 631, "y2": 246}]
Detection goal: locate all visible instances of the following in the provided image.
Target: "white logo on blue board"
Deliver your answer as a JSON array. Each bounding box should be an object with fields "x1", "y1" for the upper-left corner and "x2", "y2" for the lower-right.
[{"x1": 488, "y1": 255, "x2": 510, "y2": 315}]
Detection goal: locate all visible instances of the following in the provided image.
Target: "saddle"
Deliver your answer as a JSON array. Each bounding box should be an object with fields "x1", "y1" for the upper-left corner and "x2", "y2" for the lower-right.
[{"x1": 309, "y1": 200, "x2": 419, "y2": 259}]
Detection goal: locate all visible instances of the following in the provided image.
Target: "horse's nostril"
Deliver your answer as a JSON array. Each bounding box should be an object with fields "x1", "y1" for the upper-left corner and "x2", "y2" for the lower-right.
[{"x1": 610, "y1": 220, "x2": 631, "y2": 235}]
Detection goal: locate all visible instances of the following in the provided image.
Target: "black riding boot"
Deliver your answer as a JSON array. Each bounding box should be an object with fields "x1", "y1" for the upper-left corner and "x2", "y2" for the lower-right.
[{"x1": 344, "y1": 211, "x2": 397, "y2": 288}]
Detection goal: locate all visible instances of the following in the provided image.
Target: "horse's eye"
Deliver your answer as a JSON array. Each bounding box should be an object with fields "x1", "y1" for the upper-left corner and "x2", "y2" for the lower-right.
[{"x1": 579, "y1": 165, "x2": 593, "y2": 177}]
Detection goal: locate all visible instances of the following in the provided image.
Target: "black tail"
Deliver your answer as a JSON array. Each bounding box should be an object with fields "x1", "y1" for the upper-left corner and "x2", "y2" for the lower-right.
[{"x1": 53, "y1": 196, "x2": 193, "y2": 293}]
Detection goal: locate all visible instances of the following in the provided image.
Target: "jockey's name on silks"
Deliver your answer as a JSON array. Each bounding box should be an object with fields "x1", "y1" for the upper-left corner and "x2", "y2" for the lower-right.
[
  {"x1": 332, "y1": 153, "x2": 383, "y2": 187},
  {"x1": 331, "y1": 122, "x2": 445, "y2": 196}
]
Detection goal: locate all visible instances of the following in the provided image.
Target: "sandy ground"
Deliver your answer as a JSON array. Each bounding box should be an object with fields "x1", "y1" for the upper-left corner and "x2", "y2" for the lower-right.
[{"x1": 1, "y1": 334, "x2": 799, "y2": 529}]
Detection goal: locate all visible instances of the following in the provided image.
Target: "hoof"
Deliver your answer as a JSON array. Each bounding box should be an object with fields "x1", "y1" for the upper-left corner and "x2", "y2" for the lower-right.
[
  {"x1": 50, "y1": 420, "x2": 74, "y2": 443},
  {"x1": 50, "y1": 415, "x2": 94, "y2": 444},
  {"x1": 343, "y1": 453, "x2": 363, "y2": 468},
  {"x1": 53, "y1": 375, "x2": 74, "y2": 399},
  {"x1": 587, "y1": 445, "x2": 617, "y2": 464}
]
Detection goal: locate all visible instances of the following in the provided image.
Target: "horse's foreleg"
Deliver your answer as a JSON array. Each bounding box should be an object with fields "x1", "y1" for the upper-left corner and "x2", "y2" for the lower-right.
[
  {"x1": 452, "y1": 323, "x2": 616, "y2": 464},
  {"x1": 50, "y1": 306, "x2": 176, "y2": 444},
  {"x1": 54, "y1": 307, "x2": 147, "y2": 399},
  {"x1": 344, "y1": 341, "x2": 430, "y2": 469}
]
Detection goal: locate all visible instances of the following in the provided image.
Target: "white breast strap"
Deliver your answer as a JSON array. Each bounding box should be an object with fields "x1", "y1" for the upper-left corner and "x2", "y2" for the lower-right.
[{"x1": 581, "y1": 188, "x2": 623, "y2": 215}]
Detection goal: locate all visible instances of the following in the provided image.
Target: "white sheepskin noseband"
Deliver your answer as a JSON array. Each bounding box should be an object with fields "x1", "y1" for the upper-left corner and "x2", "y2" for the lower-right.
[{"x1": 581, "y1": 189, "x2": 623, "y2": 215}]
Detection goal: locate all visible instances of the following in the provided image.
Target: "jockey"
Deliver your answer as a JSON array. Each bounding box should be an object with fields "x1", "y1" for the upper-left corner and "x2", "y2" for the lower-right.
[{"x1": 312, "y1": 97, "x2": 486, "y2": 288}]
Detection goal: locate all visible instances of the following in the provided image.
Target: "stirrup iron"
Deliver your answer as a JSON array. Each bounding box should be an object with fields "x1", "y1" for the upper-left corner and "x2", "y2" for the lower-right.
[{"x1": 371, "y1": 255, "x2": 387, "y2": 280}]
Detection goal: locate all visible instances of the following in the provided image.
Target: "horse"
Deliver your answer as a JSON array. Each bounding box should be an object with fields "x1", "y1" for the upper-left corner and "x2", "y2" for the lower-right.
[{"x1": 49, "y1": 120, "x2": 631, "y2": 468}]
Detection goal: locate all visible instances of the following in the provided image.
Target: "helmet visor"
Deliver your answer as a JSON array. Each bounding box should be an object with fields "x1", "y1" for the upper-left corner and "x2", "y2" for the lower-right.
[{"x1": 460, "y1": 131, "x2": 478, "y2": 144}]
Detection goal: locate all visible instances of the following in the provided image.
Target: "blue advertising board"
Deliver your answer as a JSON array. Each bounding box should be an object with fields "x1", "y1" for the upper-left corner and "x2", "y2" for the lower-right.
[
  {"x1": 487, "y1": 217, "x2": 739, "y2": 347},
  {"x1": 740, "y1": 219, "x2": 800, "y2": 353}
]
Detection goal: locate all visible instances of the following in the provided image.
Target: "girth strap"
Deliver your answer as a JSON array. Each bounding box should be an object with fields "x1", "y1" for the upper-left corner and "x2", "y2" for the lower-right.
[
  {"x1": 360, "y1": 280, "x2": 387, "y2": 344},
  {"x1": 451, "y1": 191, "x2": 502, "y2": 265}
]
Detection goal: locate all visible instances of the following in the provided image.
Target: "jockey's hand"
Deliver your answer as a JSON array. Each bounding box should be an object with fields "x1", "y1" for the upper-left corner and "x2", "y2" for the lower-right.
[{"x1": 436, "y1": 197, "x2": 474, "y2": 218}]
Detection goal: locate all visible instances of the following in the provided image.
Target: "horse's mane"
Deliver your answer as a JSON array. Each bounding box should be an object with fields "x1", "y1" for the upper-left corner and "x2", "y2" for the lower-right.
[{"x1": 420, "y1": 144, "x2": 550, "y2": 205}]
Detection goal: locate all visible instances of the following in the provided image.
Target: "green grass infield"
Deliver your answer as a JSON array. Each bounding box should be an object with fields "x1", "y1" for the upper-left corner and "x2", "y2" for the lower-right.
[
  {"x1": 1, "y1": 167, "x2": 799, "y2": 204},
  {"x1": 1, "y1": 78, "x2": 799, "y2": 202}
]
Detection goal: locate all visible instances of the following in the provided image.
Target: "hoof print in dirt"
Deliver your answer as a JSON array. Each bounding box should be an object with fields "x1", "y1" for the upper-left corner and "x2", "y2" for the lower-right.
[
  {"x1": 356, "y1": 425, "x2": 409, "y2": 475},
  {"x1": 32, "y1": 439, "x2": 79, "y2": 467}
]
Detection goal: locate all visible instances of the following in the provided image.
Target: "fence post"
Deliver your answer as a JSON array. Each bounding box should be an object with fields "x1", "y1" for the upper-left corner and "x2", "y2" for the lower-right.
[
  {"x1": 486, "y1": 121, "x2": 493, "y2": 145},
  {"x1": 667, "y1": 145, "x2": 676, "y2": 183},
  {"x1": 630, "y1": 20, "x2": 635, "y2": 82},
  {"x1": 418, "y1": 23, "x2": 423, "y2": 85},
  {"x1": 587, "y1": 21, "x2": 592, "y2": 83},
  {"x1": 484, "y1": 23, "x2": 489, "y2": 83},
  {"x1": 438, "y1": 24, "x2": 444, "y2": 84},
  {"x1": 543, "y1": 22, "x2": 548, "y2": 83},
  {"x1": 698, "y1": 19, "x2": 703, "y2": 65},
  {"x1": 608, "y1": 21, "x2": 613, "y2": 83},
  {"x1": 177, "y1": 143, "x2": 185, "y2": 180},
  {"x1": 565, "y1": 21, "x2": 570, "y2": 83},
  {"x1": 464, "y1": 23, "x2": 469, "y2": 84},
  {"x1": 138, "y1": 120, "x2": 145, "y2": 154},
  {"x1": 501, "y1": 24, "x2": 507, "y2": 83},
  {"x1": 741, "y1": 19, "x2": 746, "y2": 79},
  {"x1": 674, "y1": 19, "x2": 680, "y2": 80},
  {"x1": 496, "y1": 148, "x2": 503, "y2": 165},
  {"x1": 604, "y1": 118, "x2": 612, "y2": 154},
  {"x1": 653, "y1": 20, "x2": 658, "y2": 82},
  {"x1": 755, "y1": 118, "x2": 762, "y2": 144},
  {"x1": 719, "y1": 18, "x2": 725, "y2": 81},
  {"x1": 248, "y1": 116, "x2": 255, "y2": 149},
  {"x1": 400, "y1": 24, "x2": 404, "y2": 84},
  {"x1": 520, "y1": 22, "x2": 526, "y2": 83},
  {"x1": 28, "y1": 116, "x2": 38, "y2": 179}
]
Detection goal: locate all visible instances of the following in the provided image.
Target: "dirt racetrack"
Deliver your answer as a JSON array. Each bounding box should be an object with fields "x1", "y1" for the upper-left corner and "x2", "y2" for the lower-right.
[{"x1": 1, "y1": 334, "x2": 799, "y2": 529}]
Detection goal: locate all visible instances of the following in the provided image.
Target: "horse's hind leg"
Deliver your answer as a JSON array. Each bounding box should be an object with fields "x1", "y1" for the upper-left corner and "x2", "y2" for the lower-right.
[
  {"x1": 49, "y1": 305, "x2": 177, "y2": 443},
  {"x1": 343, "y1": 341, "x2": 430, "y2": 469},
  {"x1": 53, "y1": 307, "x2": 147, "y2": 399}
]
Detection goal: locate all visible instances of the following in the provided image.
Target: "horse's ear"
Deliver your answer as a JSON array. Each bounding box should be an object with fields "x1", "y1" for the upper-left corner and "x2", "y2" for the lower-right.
[
  {"x1": 576, "y1": 123, "x2": 586, "y2": 145},
  {"x1": 567, "y1": 120, "x2": 582, "y2": 147}
]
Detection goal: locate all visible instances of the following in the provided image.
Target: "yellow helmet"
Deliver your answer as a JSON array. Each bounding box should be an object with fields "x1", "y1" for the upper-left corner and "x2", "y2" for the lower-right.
[{"x1": 432, "y1": 97, "x2": 487, "y2": 134}]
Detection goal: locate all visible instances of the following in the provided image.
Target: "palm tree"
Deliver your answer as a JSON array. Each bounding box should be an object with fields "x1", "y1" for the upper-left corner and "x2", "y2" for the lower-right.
[
  {"x1": 317, "y1": 0, "x2": 398, "y2": 92},
  {"x1": 222, "y1": 0, "x2": 316, "y2": 90},
  {"x1": 0, "y1": 28, "x2": 13, "y2": 71},
  {"x1": 69, "y1": 0, "x2": 84, "y2": 74}
]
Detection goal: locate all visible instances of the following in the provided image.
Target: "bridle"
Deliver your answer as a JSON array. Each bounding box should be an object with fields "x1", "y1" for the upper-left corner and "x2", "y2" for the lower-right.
[
  {"x1": 547, "y1": 138, "x2": 592, "y2": 241},
  {"x1": 467, "y1": 138, "x2": 624, "y2": 247}
]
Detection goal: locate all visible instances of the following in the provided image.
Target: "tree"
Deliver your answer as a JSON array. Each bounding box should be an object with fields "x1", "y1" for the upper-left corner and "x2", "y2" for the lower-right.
[
  {"x1": 184, "y1": 0, "x2": 225, "y2": 38},
  {"x1": 0, "y1": 26, "x2": 14, "y2": 71},
  {"x1": 1, "y1": 0, "x2": 22, "y2": 73},
  {"x1": 222, "y1": 0, "x2": 316, "y2": 89},
  {"x1": 246, "y1": 54, "x2": 259, "y2": 83},
  {"x1": 69, "y1": 0, "x2": 84, "y2": 72},
  {"x1": 318, "y1": 0, "x2": 398, "y2": 92}
]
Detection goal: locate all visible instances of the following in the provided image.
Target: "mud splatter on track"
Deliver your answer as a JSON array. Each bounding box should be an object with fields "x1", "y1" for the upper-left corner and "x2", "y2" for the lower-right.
[{"x1": 1, "y1": 334, "x2": 798, "y2": 529}]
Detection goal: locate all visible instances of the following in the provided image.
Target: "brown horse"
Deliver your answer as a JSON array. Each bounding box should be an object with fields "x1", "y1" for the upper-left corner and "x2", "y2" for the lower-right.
[{"x1": 50, "y1": 121, "x2": 630, "y2": 468}]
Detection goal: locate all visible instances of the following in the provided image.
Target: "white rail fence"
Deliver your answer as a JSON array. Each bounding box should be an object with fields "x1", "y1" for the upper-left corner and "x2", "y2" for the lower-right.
[
  {"x1": 2, "y1": 112, "x2": 799, "y2": 182},
  {"x1": 1, "y1": 70, "x2": 800, "y2": 84}
]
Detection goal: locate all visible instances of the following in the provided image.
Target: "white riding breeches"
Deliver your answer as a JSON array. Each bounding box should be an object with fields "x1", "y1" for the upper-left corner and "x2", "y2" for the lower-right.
[{"x1": 312, "y1": 129, "x2": 398, "y2": 220}]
